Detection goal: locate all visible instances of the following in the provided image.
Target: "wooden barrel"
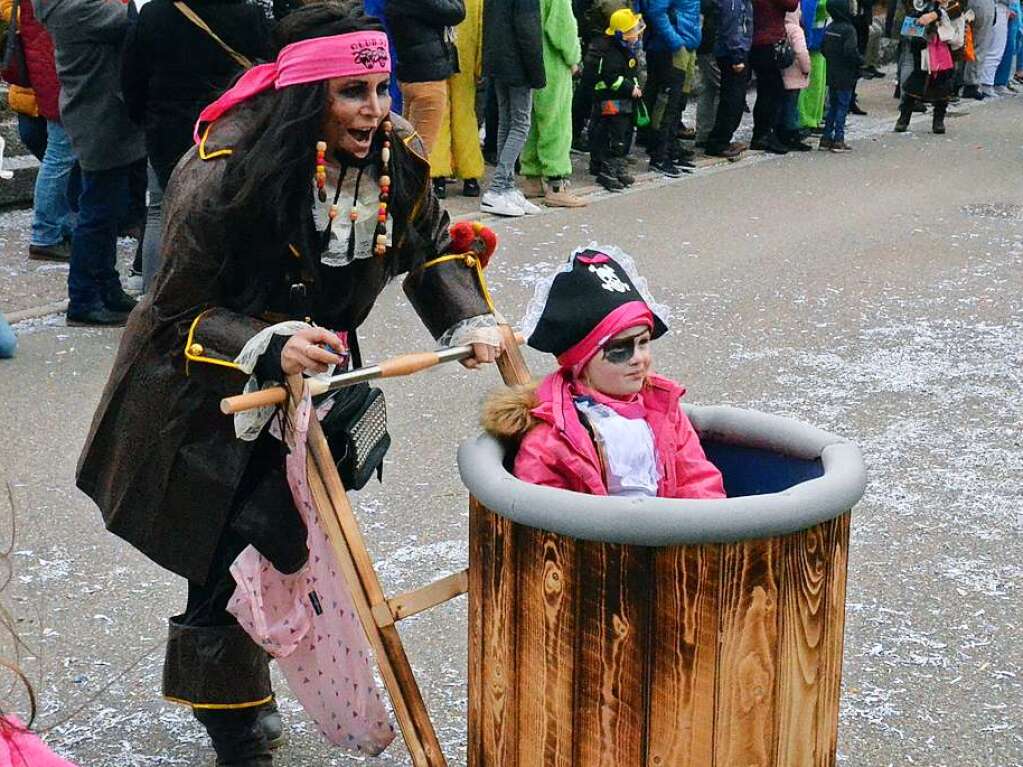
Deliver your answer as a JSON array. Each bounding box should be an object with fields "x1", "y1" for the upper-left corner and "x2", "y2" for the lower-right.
[{"x1": 457, "y1": 406, "x2": 866, "y2": 767}]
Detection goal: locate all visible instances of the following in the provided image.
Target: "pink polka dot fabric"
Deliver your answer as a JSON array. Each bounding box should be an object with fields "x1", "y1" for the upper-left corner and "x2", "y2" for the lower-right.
[{"x1": 228, "y1": 389, "x2": 395, "y2": 753}]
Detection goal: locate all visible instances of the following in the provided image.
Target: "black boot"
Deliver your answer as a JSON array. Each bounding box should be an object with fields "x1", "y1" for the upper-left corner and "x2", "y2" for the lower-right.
[
  {"x1": 195, "y1": 708, "x2": 273, "y2": 767},
  {"x1": 613, "y1": 158, "x2": 635, "y2": 187},
  {"x1": 932, "y1": 102, "x2": 947, "y2": 134},
  {"x1": 894, "y1": 101, "x2": 914, "y2": 132},
  {"x1": 432, "y1": 177, "x2": 446, "y2": 199},
  {"x1": 594, "y1": 162, "x2": 625, "y2": 191},
  {"x1": 257, "y1": 697, "x2": 285, "y2": 749}
]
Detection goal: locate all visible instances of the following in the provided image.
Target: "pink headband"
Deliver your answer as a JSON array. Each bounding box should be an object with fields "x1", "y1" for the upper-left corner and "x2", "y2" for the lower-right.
[
  {"x1": 557, "y1": 301, "x2": 654, "y2": 372},
  {"x1": 194, "y1": 31, "x2": 391, "y2": 142}
]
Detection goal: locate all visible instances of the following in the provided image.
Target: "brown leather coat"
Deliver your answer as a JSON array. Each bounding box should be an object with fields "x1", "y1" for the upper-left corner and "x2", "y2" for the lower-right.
[{"x1": 76, "y1": 110, "x2": 488, "y2": 584}]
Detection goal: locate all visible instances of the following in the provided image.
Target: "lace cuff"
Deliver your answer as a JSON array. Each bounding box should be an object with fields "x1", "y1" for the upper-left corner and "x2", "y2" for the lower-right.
[
  {"x1": 437, "y1": 313, "x2": 502, "y2": 349},
  {"x1": 232, "y1": 321, "x2": 338, "y2": 441}
]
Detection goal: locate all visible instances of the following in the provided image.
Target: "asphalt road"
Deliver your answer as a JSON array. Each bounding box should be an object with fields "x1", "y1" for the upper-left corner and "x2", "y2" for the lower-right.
[{"x1": 1, "y1": 95, "x2": 1021, "y2": 766}]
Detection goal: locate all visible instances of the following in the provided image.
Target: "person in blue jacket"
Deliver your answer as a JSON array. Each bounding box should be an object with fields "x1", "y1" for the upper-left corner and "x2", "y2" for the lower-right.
[
  {"x1": 639, "y1": 0, "x2": 701, "y2": 176},
  {"x1": 703, "y1": 0, "x2": 753, "y2": 158}
]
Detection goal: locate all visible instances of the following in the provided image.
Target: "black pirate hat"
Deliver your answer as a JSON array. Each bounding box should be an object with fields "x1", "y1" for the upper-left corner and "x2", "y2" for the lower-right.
[{"x1": 523, "y1": 246, "x2": 669, "y2": 360}]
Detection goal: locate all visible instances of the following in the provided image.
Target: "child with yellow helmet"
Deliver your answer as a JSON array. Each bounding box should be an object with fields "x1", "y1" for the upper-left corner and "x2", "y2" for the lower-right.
[{"x1": 582, "y1": 7, "x2": 646, "y2": 191}]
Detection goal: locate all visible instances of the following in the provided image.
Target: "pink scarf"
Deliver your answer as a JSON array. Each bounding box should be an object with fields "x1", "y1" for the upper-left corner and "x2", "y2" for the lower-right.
[{"x1": 194, "y1": 31, "x2": 391, "y2": 141}]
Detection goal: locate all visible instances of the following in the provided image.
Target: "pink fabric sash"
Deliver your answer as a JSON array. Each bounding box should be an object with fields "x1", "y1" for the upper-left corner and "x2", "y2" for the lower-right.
[{"x1": 194, "y1": 31, "x2": 391, "y2": 141}]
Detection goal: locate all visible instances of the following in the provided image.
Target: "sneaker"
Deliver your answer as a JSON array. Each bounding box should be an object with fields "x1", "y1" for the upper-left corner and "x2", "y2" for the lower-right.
[
  {"x1": 462, "y1": 178, "x2": 481, "y2": 197},
  {"x1": 750, "y1": 137, "x2": 789, "y2": 154},
  {"x1": 543, "y1": 179, "x2": 588, "y2": 208},
  {"x1": 729, "y1": 141, "x2": 749, "y2": 152},
  {"x1": 258, "y1": 698, "x2": 285, "y2": 750},
  {"x1": 961, "y1": 85, "x2": 981, "y2": 99},
  {"x1": 649, "y1": 158, "x2": 683, "y2": 177},
  {"x1": 432, "y1": 178, "x2": 447, "y2": 199},
  {"x1": 993, "y1": 85, "x2": 1012, "y2": 96},
  {"x1": 480, "y1": 190, "x2": 525, "y2": 217},
  {"x1": 595, "y1": 172, "x2": 625, "y2": 191},
  {"x1": 829, "y1": 141, "x2": 852, "y2": 152},
  {"x1": 519, "y1": 176, "x2": 545, "y2": 199},
  {"x1": 785, "y1": 138, "x2": 813, "y2": 152},
  {"x1": 28, "y1": 242, "x2": 70, "y2": 262},
  {"x1": 615, "y1": 166, "x2": 636, "y2": 186},
  {"x1": 124, "y1": 272, "x2": 144, "y2": 294},
  {"x1": 509, "y1": 188, "x2": 542, "y2": 214},
  {"x1": 818, "y1": 137, "x2": 834, "y2": 150}
]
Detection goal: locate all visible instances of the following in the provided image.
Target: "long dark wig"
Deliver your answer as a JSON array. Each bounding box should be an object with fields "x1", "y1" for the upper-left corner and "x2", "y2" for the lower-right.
[{"x1": 202, "y1": 1, "x2": 387, "y2": 315}]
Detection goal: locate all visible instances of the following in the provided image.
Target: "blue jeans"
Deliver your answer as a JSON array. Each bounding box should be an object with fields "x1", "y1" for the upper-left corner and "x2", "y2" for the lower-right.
[
  {"x1": 777, "y1": 89, "x2": 801, "y2": 136},
  {"x1": 68, "y1": 162, "x2": 139, "y2": 313},
  {"x1": 491, "y1": 81, "x2": 532, "y2": 192},
  {"x1": 31, "y1": 121, "x2": 76, "y2": 248},
  {"x1": 822, "y1": 89, "x2": 853, "y2": 142},
  {"x1": 995, "y1": 12, "x2": 1020, "y2": 86},
  {"x1": 0, "y1": 312, "x2": 16, "y2": 359}
]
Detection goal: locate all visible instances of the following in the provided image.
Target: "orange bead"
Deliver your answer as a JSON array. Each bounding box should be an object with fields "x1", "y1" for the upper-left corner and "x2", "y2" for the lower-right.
[{"x1": 349, "y1": 209, "x2": 359, "y2": 221}]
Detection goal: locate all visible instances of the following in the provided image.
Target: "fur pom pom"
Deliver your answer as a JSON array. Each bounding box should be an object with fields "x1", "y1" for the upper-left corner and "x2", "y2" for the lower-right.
[{"x1": 480, "y1": 382, "x2": 541, "y2": 441}]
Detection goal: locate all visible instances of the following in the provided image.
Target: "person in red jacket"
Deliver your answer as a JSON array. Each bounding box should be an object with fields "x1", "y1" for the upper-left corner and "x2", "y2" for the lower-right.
[
  {"x1": 749, "y1": 0, "x2": 800, "y2": 154},
  {"x1": 482, "y1": 245, "x2": 725, "y2": 500},
  {"x1": 1, "y1": 0, "x2": 78, "y2": 262}
]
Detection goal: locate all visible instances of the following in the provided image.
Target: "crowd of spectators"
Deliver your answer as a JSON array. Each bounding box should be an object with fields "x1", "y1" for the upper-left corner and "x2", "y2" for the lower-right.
[{"x1": 0, "y1": 0, "x2": 1018, "y2": 342}]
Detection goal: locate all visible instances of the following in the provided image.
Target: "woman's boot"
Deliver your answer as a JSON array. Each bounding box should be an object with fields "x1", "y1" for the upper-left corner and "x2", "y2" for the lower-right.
[
  {"x1": 194, "y1": 708, "x2": 273, "y2": 766},
  {"x1": 894, "y1": 100, "x2": 915, "y2": 132},
  {"x1": 932, "y1": 101, "x2": 947, "y2": 134}
]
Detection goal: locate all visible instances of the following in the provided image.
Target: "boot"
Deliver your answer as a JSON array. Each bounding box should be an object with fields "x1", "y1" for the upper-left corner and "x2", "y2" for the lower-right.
[
  {"x1": 543, "y1": 178, "x2": 588, "y2": 208},
  {"x1": 612, "y1": 158, "x2": 635, "y2": 187},
  {"x1": 257, "y1": 697, "x2": 285, "y2": 749},
  {"x1": 194, "y1": 708, "x2": 273, "y2": 766},
  {"x1": 894, "y1": 101, "x2": 914, "y2": 132},
  {"x1": 931, "y1": 102, "x2": 947, "y2": 134},
  {"x1": 594, "y1": 163, "x2": 625, "y2": 192}
]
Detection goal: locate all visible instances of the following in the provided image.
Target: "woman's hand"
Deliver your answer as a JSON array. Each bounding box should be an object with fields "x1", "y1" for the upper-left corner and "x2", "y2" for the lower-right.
[
  {"x1": 281, "y1": 327, "x2": 346, "y2": 376},
  {"x1": 918, "y1": 11, "x2": 939, "y2": 24},
  {"x1": 460, "y1": 342, "x2": 500, "y2": 370}
]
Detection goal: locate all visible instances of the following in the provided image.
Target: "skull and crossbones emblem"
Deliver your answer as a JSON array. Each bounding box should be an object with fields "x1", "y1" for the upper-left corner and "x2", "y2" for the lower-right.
[{"x1": 588, "y1": 263, "x2": 630, "y2": 293}]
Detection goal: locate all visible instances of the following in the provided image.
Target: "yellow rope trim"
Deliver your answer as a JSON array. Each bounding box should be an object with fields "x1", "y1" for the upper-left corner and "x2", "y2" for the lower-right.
[
  {"x1": 164, "y1": 694, "x2": 273, "y2": 711},
  {"x1": 184, "y1": 309, "x2": 243, "y2": 373},
  {"x1": 198, "y1": 124, "x2": 233, "y2": 161},
  {"x1": 288, "y1": 243, "x2": 301, "y2": 259},
  {"x1": 418, "y1": 253, "x2": 496, "y2": 314},
  {"x1": 474, "y1": 259, "x2": 496, "y2": 314}
]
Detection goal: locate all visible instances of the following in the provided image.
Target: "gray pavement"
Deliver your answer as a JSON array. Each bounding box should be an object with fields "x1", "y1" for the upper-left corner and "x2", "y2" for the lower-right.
[{"x1": 0, "y1": 93, "x2": 1021, "y2": 766}]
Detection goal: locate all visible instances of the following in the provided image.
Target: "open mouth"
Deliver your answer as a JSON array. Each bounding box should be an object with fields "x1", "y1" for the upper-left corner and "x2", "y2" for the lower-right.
[{"x1": 349, "y1": 128, "x2": 373, "y2": 143}]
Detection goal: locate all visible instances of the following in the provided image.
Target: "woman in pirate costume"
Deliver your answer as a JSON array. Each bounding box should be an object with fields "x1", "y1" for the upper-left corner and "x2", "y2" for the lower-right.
[{"x1": 75, "y1": 4, "x2": 500, "y2": 764}]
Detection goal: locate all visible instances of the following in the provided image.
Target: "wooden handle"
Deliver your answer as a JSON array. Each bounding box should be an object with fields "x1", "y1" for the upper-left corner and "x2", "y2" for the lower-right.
[
  {"x1": 220, "y1": 385, "x2": 287, "y2": 414},
  {"x1": 378, "y1": 351, "x2": 443, "y2": 379}
]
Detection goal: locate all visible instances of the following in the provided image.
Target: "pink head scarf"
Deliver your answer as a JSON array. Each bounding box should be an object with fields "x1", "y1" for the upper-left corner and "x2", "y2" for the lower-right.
[{"x1": 194, "y1": 31, "x2": 392, "y2": 142}]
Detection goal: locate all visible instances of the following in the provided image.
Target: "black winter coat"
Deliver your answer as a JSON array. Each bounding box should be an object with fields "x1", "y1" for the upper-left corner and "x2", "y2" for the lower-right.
[
  {"x1": 385, "y1": 0, "x2": 465, "y2": 83},
  {"x1": 483, "y1": 0, "x2": 546, "y2": 89},
  {"x1": 122, "y1": 0, "x2": 271, "y2": 188},
  {"x1": 821, "y1": 0, "x2": 861, "y2": 91},
  {"x1": 698, "y1": 0, "x2": 719, "y2": 54},
  {"x1": 583, "y1": 34, "x2": 640, "y2": 109}
]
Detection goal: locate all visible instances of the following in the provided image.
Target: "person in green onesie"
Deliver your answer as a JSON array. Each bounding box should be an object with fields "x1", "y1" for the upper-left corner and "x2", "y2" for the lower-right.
[
  {"x1": 520, "y1": 0, "x2": 588, "y2": 208},
  {"x1": 797, "y1": 0, "x2": 829, "y2": 129}
]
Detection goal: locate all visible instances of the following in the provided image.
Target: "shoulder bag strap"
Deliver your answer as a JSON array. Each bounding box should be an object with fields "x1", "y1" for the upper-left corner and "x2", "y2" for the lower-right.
[{"x1": 172, "y1": 1, "x2": 254, "y2": 69}]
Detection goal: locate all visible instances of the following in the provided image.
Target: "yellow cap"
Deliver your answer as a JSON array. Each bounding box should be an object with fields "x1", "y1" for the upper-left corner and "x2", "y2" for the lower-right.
[{"x1": 606, "y1": 9, "x2": 644, "y2": 35}]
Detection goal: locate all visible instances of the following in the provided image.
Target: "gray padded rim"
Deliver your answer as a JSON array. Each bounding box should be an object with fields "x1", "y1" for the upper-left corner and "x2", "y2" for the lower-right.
[{"x1": 457, "y1": 405, "x2": 867, "y2": 545}]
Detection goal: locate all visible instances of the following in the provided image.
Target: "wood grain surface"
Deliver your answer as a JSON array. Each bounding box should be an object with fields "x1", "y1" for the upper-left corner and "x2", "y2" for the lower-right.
[
  {"x1": 574, "y1": 542, "x2": 650, "y2": 767},
  {"x1": 815, "y1": 513, "x2": 851, "y2": 767},
  {"x1": 646, "y1": 544, "x2": 720, "y2": 767},
  {"x1": 479, "y1": 509, "x2": 520, "y2": 767},
  {"x1": 516, "y1": 527, "x2": 577, "y2": 767},
  {"x1": 467, "y1": 499, "x2": 485, "y2": 767},
  {"x1": 715, "y1": 538, "x2": 781, "y2": 767},
  {"x1": 774, "y1": 523, "x2": 830, "y2": 765}
]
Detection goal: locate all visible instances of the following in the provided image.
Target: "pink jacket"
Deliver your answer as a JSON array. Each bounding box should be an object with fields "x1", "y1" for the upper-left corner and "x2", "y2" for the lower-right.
[
  {"x1": 505, "y1": 371, "x2": 725, "y2": 499},
  {"x1": 0, "y1": 717, "x2": 78, "y2": 767},
  {"x1": 782, "y1": 8, "x2": 812, "y2": 90}
]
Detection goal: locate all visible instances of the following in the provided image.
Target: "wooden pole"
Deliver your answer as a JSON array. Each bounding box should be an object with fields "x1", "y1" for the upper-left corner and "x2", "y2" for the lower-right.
[{"x1": 286, "y1": 375, "x2": 446, "y2": 767}]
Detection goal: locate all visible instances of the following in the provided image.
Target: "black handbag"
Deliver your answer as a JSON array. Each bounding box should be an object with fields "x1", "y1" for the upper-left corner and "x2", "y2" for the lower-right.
[
  {"x1": 1, "y1": 0, "x2": 30, "y2": 87},
  {"x1": 773, "y1": 39, "x2": 796, "y2": 69},
  {"x1": 317, "y1": 332, "x2": 391, "y2": 490}
]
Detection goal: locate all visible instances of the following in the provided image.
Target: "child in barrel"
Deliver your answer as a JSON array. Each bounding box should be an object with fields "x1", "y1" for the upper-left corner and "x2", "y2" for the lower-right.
[{"x1": 482, "y1": 246, "x2": 725, "y2": 499}]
